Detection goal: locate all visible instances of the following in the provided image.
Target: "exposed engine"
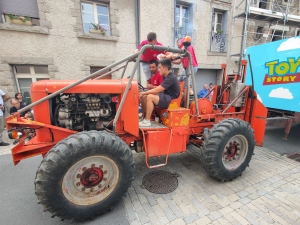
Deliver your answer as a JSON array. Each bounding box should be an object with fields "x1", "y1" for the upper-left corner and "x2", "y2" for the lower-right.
[{"x1": 53, "y1": 93, "x2": 117, "y2": 131}]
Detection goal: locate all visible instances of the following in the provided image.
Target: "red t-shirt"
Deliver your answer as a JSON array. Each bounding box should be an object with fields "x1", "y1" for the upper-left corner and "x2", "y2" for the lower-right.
[
  {"x1": 138, "y1": 40, "x2": 163, "y2": 62},
  {"x1": 150, "y1": 71, "x2": 163, "y2": 86},
  {"x1": 179, "y1": 39, "x2": 198, "y2": 68}
]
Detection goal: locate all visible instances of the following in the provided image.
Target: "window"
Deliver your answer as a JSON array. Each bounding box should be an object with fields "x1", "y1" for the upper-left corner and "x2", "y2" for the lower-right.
[
  {"x1": 90, "y1": 67, "x2": 111, "y2": 79},
  {"x1": 210, "y1": 9, "x2": 228, "y2": 52},
  {"x1": 295, "y1": 29, "x2": 300, "y2": 36},
  {"x1": 282, "y1": 0, "x2": 294, "y2": 6},
  {"x1": 0, "y1": 0, "x2": 39, "y2": 24},
  {"x1": 13, "y1": 65, "x2": 49, "y2": 103},
  {"x1": 175, "y1": 4, "x2": 192, "y2": 41},
  {"x1": 212, "y1": 12, "x2": 223, "y2": 33},
  {"x1": 255, "y1": 27, "x2": 264, "y2": 40},
  {"x1": 81, "y1": 2, "x2": 110, "y2": 35}
]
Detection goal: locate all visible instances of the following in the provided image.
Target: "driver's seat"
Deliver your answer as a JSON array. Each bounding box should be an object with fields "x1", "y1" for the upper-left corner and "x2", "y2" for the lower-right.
[{"x1": 167, "y1": 82, "x2": 184, "y2": 109}]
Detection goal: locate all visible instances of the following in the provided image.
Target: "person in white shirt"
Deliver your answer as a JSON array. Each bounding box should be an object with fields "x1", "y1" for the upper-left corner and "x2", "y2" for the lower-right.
[{"x1": 0, "y1": 88, "x2": 10, "y2": 146}]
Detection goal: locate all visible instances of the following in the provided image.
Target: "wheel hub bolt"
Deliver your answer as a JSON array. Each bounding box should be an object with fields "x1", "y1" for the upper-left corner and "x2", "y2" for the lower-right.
[
  {"x1": 77, "y1": 174, "x2": 81, "y2": 179},
  {"x1": 98, "y1": 184, "x2": 102, "y2": 188},
  {"x1": 90, "y1": 188, "x2": 94, "y2": 192},
  {"x1": 76, "y1": 182, "x2": 81, "y2": 186},
  {"x1": 99, "y1": 165, "x2": 103, "y2": 169},
  {"x1": 91, "y1": 164, "x2": 95, "y2": 168},
  {"x1": 104, "y1": 170, "x2": 108, "y2": 174},
  {"x1": 103, "y1": 178, "x2": 107, "y2": 181},
  {"x1": 81, "y1": 187, "x2": 86, "y2": 191},
  {"x1": 82, "y1": 167, "x2": 87, "y2": 171}
]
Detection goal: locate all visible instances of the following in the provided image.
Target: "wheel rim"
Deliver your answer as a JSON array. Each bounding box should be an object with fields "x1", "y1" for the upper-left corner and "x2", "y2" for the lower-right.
[
  {"x1": 62, "y1": 156, "x2": 119, "y2": 205},
  {"x1": 222, "y1": 135, "x2": 248, "y2": 170}
]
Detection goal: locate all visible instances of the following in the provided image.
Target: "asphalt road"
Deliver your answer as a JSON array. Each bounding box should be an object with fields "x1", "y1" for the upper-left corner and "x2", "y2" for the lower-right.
[
  {"x1": 0, "y1": 154, "x2": 129, "y2": 225},
  {"x1": 263, "y1": 124, "x2": 300, "y2": 155}
]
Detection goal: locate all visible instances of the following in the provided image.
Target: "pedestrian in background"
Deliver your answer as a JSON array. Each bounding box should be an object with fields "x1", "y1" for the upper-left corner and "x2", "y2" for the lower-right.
[
  {"x1": 0, "y1": 88, "x2": 10, "y2": 146},
  {"x1": 197, "y1": 84, "x2": 209, "y2": 98},
  {"x1": 15, "y1": 92, "x2": 28, "y2": 107}
]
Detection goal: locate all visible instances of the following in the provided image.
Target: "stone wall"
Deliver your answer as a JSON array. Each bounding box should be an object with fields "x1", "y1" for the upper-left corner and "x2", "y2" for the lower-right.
[{"x1": 0, "y1": 0, "x2": 239, "y2": 94}]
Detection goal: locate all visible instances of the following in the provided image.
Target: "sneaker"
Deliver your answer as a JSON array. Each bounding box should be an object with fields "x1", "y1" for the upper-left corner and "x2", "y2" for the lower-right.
[
  {"x1": 0, "y1": 142, "x2": 10, "y2": 146},
  {"x1": 139, "y1": 119, "x2": 151, "y2": 127}
]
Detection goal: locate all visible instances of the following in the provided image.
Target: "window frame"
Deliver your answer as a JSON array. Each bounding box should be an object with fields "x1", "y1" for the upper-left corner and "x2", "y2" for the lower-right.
[
  {"x1": 81, "y1": 1, "x2": 110, "y2": 34},
  {"x1": 13, "y1": 65, "x2": 49, "y2": 94},
  {"x1": 212, "y1": 12, "x2": 223, "y2": 33},
  {"x1": 175, "y1": 4, "x2": 189, "y2": 29}
]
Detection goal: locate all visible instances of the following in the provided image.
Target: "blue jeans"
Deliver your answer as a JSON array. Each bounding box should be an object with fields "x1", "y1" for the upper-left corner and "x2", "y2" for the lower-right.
[{"x1": 178, "y1": 66, "x2": 198, "y2": 88}]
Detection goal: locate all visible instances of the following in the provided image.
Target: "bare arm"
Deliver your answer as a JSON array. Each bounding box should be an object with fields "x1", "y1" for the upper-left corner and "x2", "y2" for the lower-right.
[
  {"x1": 2, "y1": 94, "x2": 9, "y2": 102},
  {"x1": 140, "y1": 85, "x2": 165, "y2": 97}
]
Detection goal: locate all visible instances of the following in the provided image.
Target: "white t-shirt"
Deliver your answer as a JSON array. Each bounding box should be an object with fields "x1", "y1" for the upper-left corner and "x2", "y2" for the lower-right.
[{"x1": 0, "y1": 89, "x2": 5, "y2": 117}]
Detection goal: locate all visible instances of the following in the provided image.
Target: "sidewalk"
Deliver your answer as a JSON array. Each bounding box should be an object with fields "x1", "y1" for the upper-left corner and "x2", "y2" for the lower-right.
[
  {"x1": 0, "y1": 129, "x2": 14, "y2": 156},
  {"x1": 125, "y1": 145, "x2": 300, "y2": 225}
]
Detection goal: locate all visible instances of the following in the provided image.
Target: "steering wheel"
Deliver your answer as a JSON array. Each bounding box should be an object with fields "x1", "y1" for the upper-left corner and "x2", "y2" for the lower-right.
[{"x1": 138, "y1": 82, "x2": 145, "y2": 91}]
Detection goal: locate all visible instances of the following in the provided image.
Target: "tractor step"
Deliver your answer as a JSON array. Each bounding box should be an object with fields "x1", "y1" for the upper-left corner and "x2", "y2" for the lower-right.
[{"x1": 139, "y1": 122, "x2": 168, "y2": 129}]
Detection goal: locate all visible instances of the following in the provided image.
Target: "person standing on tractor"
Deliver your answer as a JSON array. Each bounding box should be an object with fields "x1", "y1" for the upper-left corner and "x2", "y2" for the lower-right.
[
  {"x1": 165, "y1": 38, "x2": 198, "y2": 106},
  {"x1": 146, "y1": 60, "x2": 163, "y2": 89},
  {"x1": 134, "y1": 32, "x2": 163, "y2": 86},
  {"x1": 139, "y1": 59, "x2": 180, "y2": 127}
]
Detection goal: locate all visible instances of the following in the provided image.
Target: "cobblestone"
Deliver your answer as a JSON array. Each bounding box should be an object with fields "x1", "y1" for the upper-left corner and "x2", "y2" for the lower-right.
[{"x1": 120, "y1": 146, "x2": 300, "y2": 224}]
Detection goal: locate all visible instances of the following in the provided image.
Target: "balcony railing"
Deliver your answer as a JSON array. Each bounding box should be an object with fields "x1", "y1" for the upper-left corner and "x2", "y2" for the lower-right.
[
  {"x1": 210, "y1": 32, "x2": 227, "y2": 52},
  {"x1": 175, "y1": 27, "x2": 193, "y2": 41}
]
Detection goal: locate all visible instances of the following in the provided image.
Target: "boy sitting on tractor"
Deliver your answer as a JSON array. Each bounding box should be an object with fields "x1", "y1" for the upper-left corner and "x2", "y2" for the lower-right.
[{"x1": 139, "y1": 58, "x2": 180, "y2": 127}]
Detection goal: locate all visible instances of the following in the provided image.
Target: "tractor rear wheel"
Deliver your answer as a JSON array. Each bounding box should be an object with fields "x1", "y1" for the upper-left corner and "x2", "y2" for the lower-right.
[
  {"x1": 200, "y1": 118, "x2": 254, "y2": 181},
  {"x1": 34, "y1": 130, "x2": 135, "y2": 221}
]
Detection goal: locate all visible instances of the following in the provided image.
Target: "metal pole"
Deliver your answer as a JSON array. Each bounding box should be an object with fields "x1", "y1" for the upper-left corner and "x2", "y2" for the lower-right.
[
  {"x1": 135, "y1": 0, "x2": 141, "y2": 83},
  {"x1": 113, "y1": 45, "x2": 186, "y2": 132},
  {"x1": 239, "y1": 0, "x2": 249, "y2": 73},
  {"x1": 93, "y1": 65, "x2": 126, "y2": 80},
  {"x1": 18, "y1": 52, "x2": 140, "y2": 115},
  {"x1": 187, "y1": 52, "x2": 199, "y2": 116}
]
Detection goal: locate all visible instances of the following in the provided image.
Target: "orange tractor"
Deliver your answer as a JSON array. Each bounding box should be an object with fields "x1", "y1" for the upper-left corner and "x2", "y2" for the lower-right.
[{"x1": 6, "y1": 43, "x2": 267, "y2": 221}]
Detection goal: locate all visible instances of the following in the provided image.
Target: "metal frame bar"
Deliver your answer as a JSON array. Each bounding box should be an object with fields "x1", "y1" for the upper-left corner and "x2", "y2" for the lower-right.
[{"x1": 16, "y1": 44, "x2": 198, "y2": 134}]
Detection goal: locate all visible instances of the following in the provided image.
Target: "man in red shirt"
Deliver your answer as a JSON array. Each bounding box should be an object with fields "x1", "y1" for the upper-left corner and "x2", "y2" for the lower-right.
[
  {"x1": 134, "y1": 32, "x2": 163, "y2": 85},
  {"x1": 147, "y1": 60, "x2": 163, "y2": 89},
  {"x1": 171, "y1": 38, "x2": 198, "y2": 106}
]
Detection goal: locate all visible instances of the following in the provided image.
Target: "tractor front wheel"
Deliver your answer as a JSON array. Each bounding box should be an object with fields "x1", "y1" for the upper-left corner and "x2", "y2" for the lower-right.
[
  {"x1": 34, "y1": 130, "x2": 135, "y2": 221},
  {"x1": 200, "y1": 118, "x2": 254, "y2": 181}
]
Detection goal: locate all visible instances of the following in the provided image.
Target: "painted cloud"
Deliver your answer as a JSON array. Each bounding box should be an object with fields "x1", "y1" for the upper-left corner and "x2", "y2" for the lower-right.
[
  {"x1": 257, "y1": 94, "x2": 262, "y2": 103},
  {"x1": 277, "y1": 37, "x2": 300, "y2": 52},
  {"x1": 269, "y1": 87, "x2": 293, "y2": 99}
]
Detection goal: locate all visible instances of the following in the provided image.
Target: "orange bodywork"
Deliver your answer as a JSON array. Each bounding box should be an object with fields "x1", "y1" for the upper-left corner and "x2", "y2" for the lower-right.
[
  {"x1": 6, "y1": 61, "x2": 268, "y2": 167},
  {"x1": 6, "y1": 79, "x2": 139, "y2": 165}
]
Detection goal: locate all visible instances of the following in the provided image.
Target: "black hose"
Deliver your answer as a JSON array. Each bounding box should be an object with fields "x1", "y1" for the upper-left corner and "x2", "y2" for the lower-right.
[
  {"x1": 247, "y1": 54, "x2": 255, "y2": 125},
  {"x1": 53, "y1": 104, "x2": 61, "y2": 126}
]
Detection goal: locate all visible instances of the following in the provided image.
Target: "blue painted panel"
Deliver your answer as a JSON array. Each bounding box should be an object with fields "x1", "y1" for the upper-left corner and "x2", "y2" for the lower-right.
[{"x1": 245, "y1": 37, "x2": 300, "y2": 112}]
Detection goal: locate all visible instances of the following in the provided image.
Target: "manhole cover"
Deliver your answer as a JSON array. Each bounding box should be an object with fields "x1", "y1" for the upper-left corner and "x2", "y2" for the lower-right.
[
  {"x1": 287, "y1": 153, "x2": 300, "y2": 162},
  {"x1": 141, "y1": 170, "x2": 178, "y2": 194}
]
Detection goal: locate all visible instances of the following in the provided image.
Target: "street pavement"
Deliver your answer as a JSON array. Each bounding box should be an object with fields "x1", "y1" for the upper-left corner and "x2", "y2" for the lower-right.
[
  {"x1": 0, "y1": 128, "x2": 300, "y2": 224},
  {"x1": 263, "y1": 124, "x2": 300, "y2": 155}
]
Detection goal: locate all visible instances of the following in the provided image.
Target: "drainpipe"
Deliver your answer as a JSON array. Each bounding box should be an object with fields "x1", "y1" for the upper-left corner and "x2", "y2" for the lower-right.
[
  {"x1": 173, "y1": 0, "x2": 176, "y2": 46},
  {"x1": 135, "y1": 0, "x2": 141, "y2": 83}
]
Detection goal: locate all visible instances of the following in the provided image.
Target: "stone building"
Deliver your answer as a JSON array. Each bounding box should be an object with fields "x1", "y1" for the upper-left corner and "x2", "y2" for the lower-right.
[{"x1": 0, "y1": 0, "x2": 299, "y2": 111}]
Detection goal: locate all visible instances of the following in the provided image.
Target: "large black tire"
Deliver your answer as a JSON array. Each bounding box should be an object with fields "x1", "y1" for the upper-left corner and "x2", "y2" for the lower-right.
[
  {"x1": 34, "y1": 130, "x2": 135, "y2": 221},
  {"x1": 200, "y1": 118, "x2": 254, "y2": 181}
]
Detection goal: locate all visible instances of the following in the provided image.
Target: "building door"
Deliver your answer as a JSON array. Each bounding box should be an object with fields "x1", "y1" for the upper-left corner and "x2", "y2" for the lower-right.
[{"x1": 194, "y1": 69, "x2": 217, "y2": 93}]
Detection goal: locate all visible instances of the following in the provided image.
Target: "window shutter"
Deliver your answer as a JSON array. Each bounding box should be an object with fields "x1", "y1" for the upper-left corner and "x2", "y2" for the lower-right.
[{"x1": 0, "y1": 0, "x2": 39, "y2": 18}]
